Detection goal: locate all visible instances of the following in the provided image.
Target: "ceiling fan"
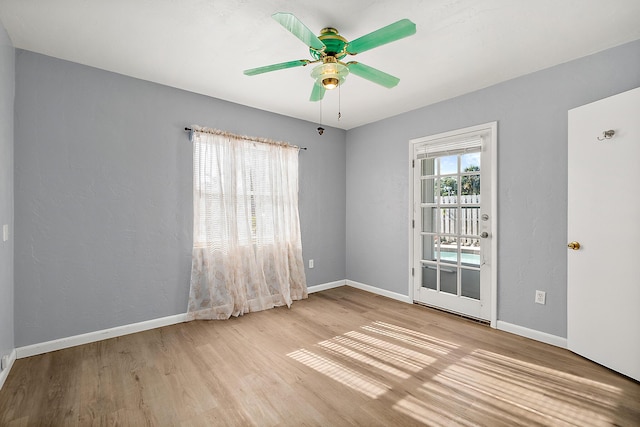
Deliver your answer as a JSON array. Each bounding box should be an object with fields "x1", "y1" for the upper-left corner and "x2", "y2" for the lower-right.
[{"x1": 244, "y1": 13, "x2": 416, "y2": 101}]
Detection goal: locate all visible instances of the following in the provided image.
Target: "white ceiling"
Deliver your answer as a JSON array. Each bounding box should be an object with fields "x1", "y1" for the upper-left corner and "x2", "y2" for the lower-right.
[{"x1": 1, "y1": 0, "x2": 639, "y2": 130}]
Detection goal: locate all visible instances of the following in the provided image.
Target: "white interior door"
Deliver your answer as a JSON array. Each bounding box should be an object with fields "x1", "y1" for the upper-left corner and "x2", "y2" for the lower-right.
[
  {"x1": 411, "y1": 123, "x2": 496, "y2": 323},
  {"x1": 568, "y1": 87, "x2": 640, "y2": 381}
]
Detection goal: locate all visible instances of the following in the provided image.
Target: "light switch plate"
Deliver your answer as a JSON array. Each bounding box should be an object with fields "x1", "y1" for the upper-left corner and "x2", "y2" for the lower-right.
[{"x1": 2, "y1": 224, "x2": 7, "y2": 242}]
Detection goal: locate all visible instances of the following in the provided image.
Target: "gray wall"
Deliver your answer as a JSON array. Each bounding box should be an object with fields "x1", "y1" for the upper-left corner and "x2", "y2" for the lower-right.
[
  {"x1": 346, "y1": 39, "x2": 640, "y2": 338},
  {"x1": 14, "y1": 51, "x2": 346, "y2": 347},
  {"x1": 12, "y1": 39, "x2": 640, "y2": 347},
  {"x1": 0, "y1": 19, "x2": 14, "y2": 361}
]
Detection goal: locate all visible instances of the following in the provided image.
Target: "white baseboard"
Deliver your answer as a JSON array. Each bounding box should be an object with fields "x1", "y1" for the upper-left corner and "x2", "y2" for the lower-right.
[
  {"x1": 11, "y1": 285, "x2": 565, "y2": 361},
  {"x1": 497, "y1": 320, "x2": 567, "y2": 348},
  {"x1": 16, "y1": 313, "x2": 188, "y2": 359},
  {"x1": 307, "y1": 280, "x2": 347, "y2": 294},
  {"x1": 0, "y1": 348, "x2": 17, "y2": 391},
  {"x1": 345, "y1": 280, "x2": 413, "y2": 304},
  {"x1": 14, "y1": 281, "x2": 353, "y2": 359}
]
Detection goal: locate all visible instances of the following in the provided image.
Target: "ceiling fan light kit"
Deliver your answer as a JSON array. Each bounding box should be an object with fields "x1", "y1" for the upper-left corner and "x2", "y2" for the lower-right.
[
  {"x1": 244, "y1": 12, "x2": 416, "y2": 102},
  {"x1": 311, "y1": 56, "x2": 349, "y2": 90}
]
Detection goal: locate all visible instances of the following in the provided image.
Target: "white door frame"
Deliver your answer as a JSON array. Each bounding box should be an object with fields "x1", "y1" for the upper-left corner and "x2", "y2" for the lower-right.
[{"x1": 408, "y1": 122, "x2": 498, "y2": 328}]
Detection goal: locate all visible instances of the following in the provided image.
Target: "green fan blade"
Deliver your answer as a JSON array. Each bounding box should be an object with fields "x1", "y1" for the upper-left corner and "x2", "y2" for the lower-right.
[
  {"x1": 346, "y1": 62, "x2": 400, "y2": 88},
  {"x1": 310, "y1": 82, "x2": 326, "y2": 102},
  {"x1": 244, "y1": 59, "x2": 310, "y2": 76},
  {"x1": 272, "y1": 12, "x2": 325, "y2": 51},
  {"x1": 346, "y1": 19, "x2": 416, "y2": 55}
]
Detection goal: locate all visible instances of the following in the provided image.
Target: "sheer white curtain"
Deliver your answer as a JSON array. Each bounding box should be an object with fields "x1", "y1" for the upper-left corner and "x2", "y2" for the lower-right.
[{"x1": 187, "y1": 127, "x2": 307, "y2": 320}]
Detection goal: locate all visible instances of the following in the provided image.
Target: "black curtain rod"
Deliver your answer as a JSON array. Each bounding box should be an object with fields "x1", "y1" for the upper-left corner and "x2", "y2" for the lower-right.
[{"x1": 184, "y1": 127, "x2": 307, "y2": 150}]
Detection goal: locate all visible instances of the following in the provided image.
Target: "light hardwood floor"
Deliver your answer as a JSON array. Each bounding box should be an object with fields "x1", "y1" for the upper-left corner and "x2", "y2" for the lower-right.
[{"x1": 1, "y1": 286, "x2": 639, "y2": 426}]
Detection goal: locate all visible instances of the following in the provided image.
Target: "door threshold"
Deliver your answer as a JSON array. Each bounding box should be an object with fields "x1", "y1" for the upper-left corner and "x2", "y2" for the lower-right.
[{"x1": 413, "y1": 301, "x2": 490, "y2": 325}]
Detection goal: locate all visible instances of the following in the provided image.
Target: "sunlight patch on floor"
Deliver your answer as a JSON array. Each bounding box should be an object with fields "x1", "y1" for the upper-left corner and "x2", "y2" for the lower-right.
[
  {"x1": 288, "y1": 320, "x2": 624, "y2": 426},
  {"x1": 394, "y1": 349, "x2": 621, "y2": 427},
  {"x1": 318, "y1": 340, "x2": 411, "y2": 379},
  {"x1": 361, "y1": 324, "x2": 456, "y2": 355},
  {"x1": 477, "y1": 350, "x2": 623, "y2": 393},
  {"x1": 370, "y1": 321, "x2": 460, "y2": 350},
  {"x1": 343, "y1": 331, "x2": 437, "y2": 369},
  {"x1": 287, "y1": 349, "x2": 390, "y2": 399},
  {"x1": 287, "y1": 320, "x2": 448, "y2": 399},
  {"x1": 331, "y1": 334, "x2": 429, "y2": 372}
]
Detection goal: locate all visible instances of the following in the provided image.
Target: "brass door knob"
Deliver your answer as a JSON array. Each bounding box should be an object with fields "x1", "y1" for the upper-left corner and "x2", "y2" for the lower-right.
[{"x1": 567, "y1": 241, "x2": 581, "y2": 250}]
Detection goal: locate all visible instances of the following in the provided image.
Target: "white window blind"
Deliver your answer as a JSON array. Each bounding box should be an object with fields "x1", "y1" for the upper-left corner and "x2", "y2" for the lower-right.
[{"x1": 416, "y1": 137, "x2": 483, "y2": 159}]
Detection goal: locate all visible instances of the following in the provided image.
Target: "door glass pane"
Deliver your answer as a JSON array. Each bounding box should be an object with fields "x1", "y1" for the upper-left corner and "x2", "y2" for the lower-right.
[
  {"x1": 421, "y1": 158, "x2": 435, "y2": 176},
  {"x1": 421, "y1": 178, "x2": 437, "y2": 204},
  {"x1": 422, "y1": 264, "x2": 437, "y2": 290},
  {"x1": 461, "y1": 152, "x2": 480, "y2": 172},
  {"x1": 461, "y1": 174, "x2": 480, "y2": 202},
  {"x1": 439, "y1": 207, "x2": 457, "y2": 235},
  {"x1": 422, "y1": 235, "x2": 436, "y2": 262},
  {"x1": 460, "y1": 207, "x2": 479, "y2": 237},
  {"x1": 438, "y1": 236, "x2": 458, "y2": 264},
  {"x1": 422, "y1": 207, "x2": 437, "y2": 233},
  {"x1": 461, "y1": 268, "x2": 480, "y2": 299},
  {"x1": 439, "y1": 155, "x2": 457, "y2": 175},
  {"x1": 440, "y1": 266, "x2": 457, "y2": 295},
  {"x1": 439, "y1": 176, "x2": 458, "y2": 199},
  {"x1": 461, "y1": 237, "x2": 480, "y2": 266}
]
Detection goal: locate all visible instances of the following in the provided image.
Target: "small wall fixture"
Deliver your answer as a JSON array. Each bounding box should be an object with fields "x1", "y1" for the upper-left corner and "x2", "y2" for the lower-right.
[{"x1": 597, "y1": 129, "x2": 615, "y2": 141}]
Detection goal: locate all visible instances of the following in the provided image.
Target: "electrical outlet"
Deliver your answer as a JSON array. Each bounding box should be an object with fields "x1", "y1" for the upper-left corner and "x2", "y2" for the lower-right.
[
  {"x1": 2, "y1": 224, "x2": 7, "y2": 242},
  {"x1": 309, "y1": 259, "x2": 314, "y2": 269},
  {"x1": 535, "y1": 290, "x2": 546, "y2": 305}
]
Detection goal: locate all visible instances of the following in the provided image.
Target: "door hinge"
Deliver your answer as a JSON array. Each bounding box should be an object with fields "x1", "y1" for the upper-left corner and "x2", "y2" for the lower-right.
[
  {"x1": 411, "y1": 267, "x2": 415, "y2": 277},
  {"x1": 412, "y1": 159, "x2": 415, "y2": 168},
  {"x1": 412, "y1": 219, "x2": 415, "y2": 229}
]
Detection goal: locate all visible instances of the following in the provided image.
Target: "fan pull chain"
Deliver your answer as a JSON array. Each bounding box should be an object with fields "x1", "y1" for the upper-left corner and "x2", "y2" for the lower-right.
[
  {"x1": 317, "y1": 100, "x2": 325, "y2": 135},
  {"x1": 338, "y1": 85, "x2": 342, "y2": 120}
]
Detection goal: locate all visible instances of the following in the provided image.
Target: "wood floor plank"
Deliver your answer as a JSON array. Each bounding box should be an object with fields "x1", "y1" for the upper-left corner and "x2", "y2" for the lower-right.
[{"x1": 1, "y1": 286, "x2": 639, "y2": 426}]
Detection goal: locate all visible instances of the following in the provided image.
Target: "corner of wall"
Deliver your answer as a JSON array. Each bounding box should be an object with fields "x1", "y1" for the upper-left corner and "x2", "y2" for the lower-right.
[
  {"x1": 0, "y1": 12, "x2": 16, "y2": 384},
  {"x1": 0, "y1": 349, "x2": 17, "y2": 391}
]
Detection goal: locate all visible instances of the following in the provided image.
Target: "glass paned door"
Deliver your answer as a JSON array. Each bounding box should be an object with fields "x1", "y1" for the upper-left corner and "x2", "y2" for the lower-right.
[
  {"x1": 420, "y1": 152, "x2": 481, "y2": 298},
  {"x1": 411, "y1": 123, "x2": 495, "y2": 322}
]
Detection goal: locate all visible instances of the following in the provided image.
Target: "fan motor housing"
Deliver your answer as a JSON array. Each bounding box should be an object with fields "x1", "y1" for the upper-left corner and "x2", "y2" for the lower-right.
[{"x1": 310, "y1": 27, "x2": 347, "y2": 60}]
